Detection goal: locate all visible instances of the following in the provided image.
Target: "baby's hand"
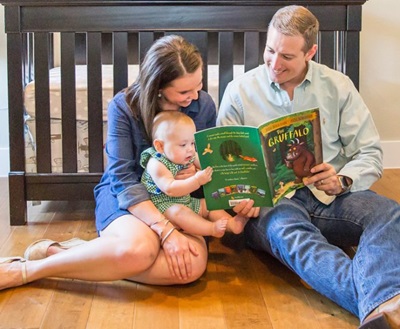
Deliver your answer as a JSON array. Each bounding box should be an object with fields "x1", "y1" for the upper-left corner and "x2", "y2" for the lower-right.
[{"x1": 195, "y1": 166, "x2": 213, "y2": 185}]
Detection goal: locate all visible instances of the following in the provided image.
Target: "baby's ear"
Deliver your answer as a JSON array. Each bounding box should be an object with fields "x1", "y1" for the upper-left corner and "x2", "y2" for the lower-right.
[{"x1": 153, "y1": 139, "x2": 164, "y2": 153}]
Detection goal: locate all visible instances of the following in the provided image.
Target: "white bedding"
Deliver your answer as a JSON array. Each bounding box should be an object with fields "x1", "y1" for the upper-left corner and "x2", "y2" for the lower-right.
[{"x1": 24, "y1": 64, "x2": 244, "y2": 173}]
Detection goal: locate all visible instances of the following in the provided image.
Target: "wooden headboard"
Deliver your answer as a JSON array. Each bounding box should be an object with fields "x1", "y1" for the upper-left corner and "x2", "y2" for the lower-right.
[{"x1": 1, "y1": 0, "x2": 368, "y2": 225}]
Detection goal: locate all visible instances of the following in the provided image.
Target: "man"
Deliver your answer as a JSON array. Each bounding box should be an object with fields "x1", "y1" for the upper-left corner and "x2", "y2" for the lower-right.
[{"x1": 218, "y1": 5, "x2": 400, "y2": 329}]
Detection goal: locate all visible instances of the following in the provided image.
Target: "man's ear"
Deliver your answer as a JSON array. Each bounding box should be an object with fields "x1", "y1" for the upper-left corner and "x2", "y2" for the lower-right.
[
  {"x1": 153, "y1": 139, "x2": 164, "y2": 153},
  {"x1": 306, "y1": 44, "x2": 318, "y2": 61}
]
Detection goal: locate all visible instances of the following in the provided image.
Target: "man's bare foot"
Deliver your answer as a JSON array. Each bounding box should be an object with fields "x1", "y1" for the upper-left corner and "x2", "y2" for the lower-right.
[
  {"x1": 211, "y1": 218, "x2": 228, "y2": 238},
  {"x1": 227, "y1": 215, "x2": 250, "y2": 234}
]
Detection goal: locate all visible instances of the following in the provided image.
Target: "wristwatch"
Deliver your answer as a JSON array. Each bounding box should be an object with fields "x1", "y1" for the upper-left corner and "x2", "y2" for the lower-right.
[{"x1": 337, "y1": 175, "x2": 352, "y2": 195}]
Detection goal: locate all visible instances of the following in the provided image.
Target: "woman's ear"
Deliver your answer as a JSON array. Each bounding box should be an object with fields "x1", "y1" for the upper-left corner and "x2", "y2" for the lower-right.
[{"x1": 153, "y1": 139, "x2": 164, "y2": 153}]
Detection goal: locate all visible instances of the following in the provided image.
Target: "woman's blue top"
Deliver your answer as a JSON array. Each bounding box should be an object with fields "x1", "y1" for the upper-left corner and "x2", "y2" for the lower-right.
[{"x1": 94, "y1": 90, "x2": 216, "y2": 232}]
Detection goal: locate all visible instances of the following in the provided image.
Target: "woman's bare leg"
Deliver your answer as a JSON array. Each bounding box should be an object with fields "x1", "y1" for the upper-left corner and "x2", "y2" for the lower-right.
[
  {"x1": 126, "y1": 233, "x2": 208, "y2": 285},
  {"x1": 0, "y1": 214, "x2": 207, "y2": 290}
]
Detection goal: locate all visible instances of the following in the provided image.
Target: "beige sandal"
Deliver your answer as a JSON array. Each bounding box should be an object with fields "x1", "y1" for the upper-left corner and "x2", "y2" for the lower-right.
[
  {"x1": 24, "y1": 237, "x2": 87, "y2": 260},
  {"x1": 0, "y1": 257, "x2": 27, "y2": 289}
]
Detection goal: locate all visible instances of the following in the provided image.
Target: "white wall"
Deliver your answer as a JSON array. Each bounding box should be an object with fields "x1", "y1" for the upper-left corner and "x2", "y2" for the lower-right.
[
  {"x1": 0, "y1": 1, "x2": 399, "y2": 176},
  {"x1": 360, "y1": 0, "x2": 400, "y2": 168}
]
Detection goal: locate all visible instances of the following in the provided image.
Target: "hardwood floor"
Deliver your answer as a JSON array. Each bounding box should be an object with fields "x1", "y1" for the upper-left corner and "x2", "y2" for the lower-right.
[{"x1": 0, "y1": 170, "x2": 399, "y2": 329}]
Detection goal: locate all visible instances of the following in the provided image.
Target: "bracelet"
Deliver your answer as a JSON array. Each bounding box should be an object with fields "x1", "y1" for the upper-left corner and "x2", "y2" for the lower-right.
[
  {"x1": 150, "y1": 216, "x2": 168, "y2": 227},
  {"x1": 161, "y1": 227, "x2": 176, "y2": 246},
  {"x1": 158, "y1": 220, "x2": 171, "y2": 239}
]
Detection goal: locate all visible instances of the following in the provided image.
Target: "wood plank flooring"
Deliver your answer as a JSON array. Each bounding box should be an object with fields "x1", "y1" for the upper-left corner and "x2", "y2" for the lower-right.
[{"x1": 0, "y1": 169, "x2": 399, "y2": 329}]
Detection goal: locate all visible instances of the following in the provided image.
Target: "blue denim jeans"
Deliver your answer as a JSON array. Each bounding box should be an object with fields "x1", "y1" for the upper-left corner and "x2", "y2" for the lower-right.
[{"x1": 244, "y1": 187, "x2": 400, "y2": 322}]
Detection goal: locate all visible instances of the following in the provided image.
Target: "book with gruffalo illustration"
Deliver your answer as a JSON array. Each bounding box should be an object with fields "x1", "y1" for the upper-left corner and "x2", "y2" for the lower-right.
[{"x1": 194, "y1": 108, "x2": 323, "y2": 210}]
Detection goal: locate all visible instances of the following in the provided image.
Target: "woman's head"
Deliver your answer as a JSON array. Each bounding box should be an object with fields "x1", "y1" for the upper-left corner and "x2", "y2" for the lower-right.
[
  {"x1": 126, "y1": 35, "x2": 203, "y2": 140},
  {"x1": 152, "y1": 111, "x2": 197, "y2": 166}
]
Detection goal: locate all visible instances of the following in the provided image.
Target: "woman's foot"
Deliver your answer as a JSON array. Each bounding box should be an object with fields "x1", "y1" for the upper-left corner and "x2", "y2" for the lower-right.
[
  {"x1": 211, "y1": 218, "x2": 228, "y2": 238},
  {"x1": 227, "y1": 214, "x2": 250, "y2": 234},
  {"x1": 24, "y1": 237, "x2": 87, "y2": 260},
  {"x1": 0, "y1": 257, "x2": 27, "y2": 290}
]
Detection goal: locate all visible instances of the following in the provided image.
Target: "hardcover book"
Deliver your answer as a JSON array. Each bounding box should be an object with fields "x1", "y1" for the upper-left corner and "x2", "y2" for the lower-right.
[{"x1": 194, "y1": 108, "x2": 323, "y2": 210}]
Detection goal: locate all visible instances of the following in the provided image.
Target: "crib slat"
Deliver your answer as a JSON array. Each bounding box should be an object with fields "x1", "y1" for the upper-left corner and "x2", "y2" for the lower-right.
[
  {"x1": 218, "y1": 32, "x2": 234, "y2": 105},
  {"x1": 138, "y1": 32, "x2": 156, "y2": 64},
  {"x1": 113, "y1": 32, "x2": 129, "y2": 96},
  {"x1": 61, "y1": 32, "x2": 78, "y2": 173},
  {"x1": 34, "y1": 32, "x2": 52, "y2": 173},
  {"x1": 318, "y1": 31, "x2": 335, "y2": 71},
  {"x1": 244, "y1": 32, "x2": 260, "y2": 72},
  {"x1": 345, "y1": 31, "x2": 360, "y2": 90},
  {"x1": 8, "y1": 33, "x2": 25, "y2": 172},
  {"x1": 8, "y1": 31, "x2": 28, "y2": 225},
  {"x1": 87, "y1": 32, "x2": 104, "y2": 172}
]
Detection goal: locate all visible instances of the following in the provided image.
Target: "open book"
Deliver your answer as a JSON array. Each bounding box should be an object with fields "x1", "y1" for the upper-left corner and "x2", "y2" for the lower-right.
[{"x1": 195, "y1": 108, "x2": 323, "y2": 210}]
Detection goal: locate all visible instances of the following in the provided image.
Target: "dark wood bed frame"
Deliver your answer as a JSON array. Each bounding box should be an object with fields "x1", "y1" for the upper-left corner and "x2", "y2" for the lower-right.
[{"x1": 2, "y1": 0, "x2": 368, "y2": 225}]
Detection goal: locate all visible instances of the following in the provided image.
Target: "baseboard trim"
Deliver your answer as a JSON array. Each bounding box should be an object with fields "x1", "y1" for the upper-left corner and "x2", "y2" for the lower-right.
[
  {"x1": 381, "y1": 140, "x2": 400, "y2": 169},
  {"x1": 0, "y1": 148, "x2": 9, "y2": 177}
]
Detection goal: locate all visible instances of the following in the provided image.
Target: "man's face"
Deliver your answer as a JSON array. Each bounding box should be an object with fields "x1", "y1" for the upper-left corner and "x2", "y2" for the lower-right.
[{"x1": 263, "y1": 26, "x2": 316, "y2": 89}]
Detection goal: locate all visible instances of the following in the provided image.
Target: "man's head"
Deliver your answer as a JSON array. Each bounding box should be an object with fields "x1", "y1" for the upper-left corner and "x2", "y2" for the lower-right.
[
  {"x1": 269, "y1": 5, "x2": 319, "y2": 53},
  {"x1": 264, "y1": 6, "x2": 319, "y2": 90}
]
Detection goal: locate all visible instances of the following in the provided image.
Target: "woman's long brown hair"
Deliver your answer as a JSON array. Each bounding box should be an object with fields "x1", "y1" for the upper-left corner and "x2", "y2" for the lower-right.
[{"x1": 125, "y1": 35, "x2": 203, "y2": 142}]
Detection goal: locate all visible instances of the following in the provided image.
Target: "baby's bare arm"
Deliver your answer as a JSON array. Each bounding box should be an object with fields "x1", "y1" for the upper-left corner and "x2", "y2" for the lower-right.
[{"x1": 147, "y1": 158, "x2": 212, "y2": 197}]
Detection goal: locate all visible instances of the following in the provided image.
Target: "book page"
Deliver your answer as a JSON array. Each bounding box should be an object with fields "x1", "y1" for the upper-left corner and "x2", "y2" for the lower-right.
[
  {"x1": 259, "y1": 108, "x2": 322, "y2": 204},
  {"x1": 195, "y1": 126, "x2": 273, "y2": 210}
]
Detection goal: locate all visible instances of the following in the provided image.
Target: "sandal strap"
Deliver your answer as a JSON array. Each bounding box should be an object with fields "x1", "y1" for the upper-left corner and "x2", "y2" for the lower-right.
[{"x1": 20, "y1": 259, "x2": 27, "y2": 284}]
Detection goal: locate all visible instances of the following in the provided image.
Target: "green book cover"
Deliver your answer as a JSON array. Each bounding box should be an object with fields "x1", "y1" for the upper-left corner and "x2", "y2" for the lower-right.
[{"x1": 195, "y1": 108, "x2": 322, "y2": 210}]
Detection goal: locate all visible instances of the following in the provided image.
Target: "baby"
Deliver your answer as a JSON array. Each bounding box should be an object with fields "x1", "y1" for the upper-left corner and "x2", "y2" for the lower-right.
[{"x1": 140, "y1": 111, "x2": 249, "y2": 238}]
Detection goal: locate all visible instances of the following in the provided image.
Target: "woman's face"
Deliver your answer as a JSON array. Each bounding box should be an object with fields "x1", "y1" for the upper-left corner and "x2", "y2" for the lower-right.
[{"x1": 158, "y1": 67, "x2": 203, "y2": 111}]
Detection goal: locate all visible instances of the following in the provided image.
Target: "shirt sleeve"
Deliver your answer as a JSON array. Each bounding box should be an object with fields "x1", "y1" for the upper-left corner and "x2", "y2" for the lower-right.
[
  {"x1": 334, "y1": 76, "x2": 383, "y2": 191},
  {"x1": 105, "y1": 94, "x2": 150, "y2": 209},
  {"x1": 217, "y1": 82, "x2": 245, "y2": 126}
]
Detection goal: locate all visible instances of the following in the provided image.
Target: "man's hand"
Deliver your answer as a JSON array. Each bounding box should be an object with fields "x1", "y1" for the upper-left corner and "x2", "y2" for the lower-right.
[
  {"x1": 303, "y1": 163, "x2": 348, "y2": 196},
  {"x1": 232, "y1": 199, "x2": 260, "y2": 218}
]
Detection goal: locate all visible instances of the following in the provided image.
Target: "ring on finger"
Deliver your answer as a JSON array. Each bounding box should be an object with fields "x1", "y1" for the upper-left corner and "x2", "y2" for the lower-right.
[{"x1": 320, "y1": 179, "x2": 324, "y2": 185}]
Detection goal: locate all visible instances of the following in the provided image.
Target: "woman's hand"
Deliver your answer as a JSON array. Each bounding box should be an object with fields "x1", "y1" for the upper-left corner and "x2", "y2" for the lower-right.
[
  {"x1": 303, "y1": 163, "x2": 343, "y2": 196},
  {"x1": 175, "y1": 163, "x2": 196, "y2": 180},
  {"x1": 161, "y1": 229, "x2": 199, "y2": 281}
]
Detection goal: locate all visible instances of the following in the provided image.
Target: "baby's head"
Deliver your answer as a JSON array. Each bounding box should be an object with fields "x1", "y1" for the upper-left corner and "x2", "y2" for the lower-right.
[{"x1": 152, "y1": 111, "x2": 197, "y2": 165}]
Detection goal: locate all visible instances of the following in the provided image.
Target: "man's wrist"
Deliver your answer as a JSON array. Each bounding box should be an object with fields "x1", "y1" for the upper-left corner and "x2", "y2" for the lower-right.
[{"x1": 337, "y1": 175, "x2": 352, "y2": 195}]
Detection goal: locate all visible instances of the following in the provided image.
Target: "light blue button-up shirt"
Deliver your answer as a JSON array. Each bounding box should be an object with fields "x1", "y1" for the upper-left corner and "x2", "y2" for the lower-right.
[{"x1": 217, "y1": 61, "x2": 383, "y2": 195}]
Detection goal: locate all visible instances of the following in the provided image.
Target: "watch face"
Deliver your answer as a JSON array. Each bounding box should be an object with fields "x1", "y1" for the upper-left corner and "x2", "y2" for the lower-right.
[{"x1": 339, "y1": 177, "x2": 347, "y2": 188}]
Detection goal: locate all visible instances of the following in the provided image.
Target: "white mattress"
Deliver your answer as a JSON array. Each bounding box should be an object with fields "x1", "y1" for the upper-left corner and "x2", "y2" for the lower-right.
[{"x1": 24, "y1": 64, "x2": 245, "y2": 173}]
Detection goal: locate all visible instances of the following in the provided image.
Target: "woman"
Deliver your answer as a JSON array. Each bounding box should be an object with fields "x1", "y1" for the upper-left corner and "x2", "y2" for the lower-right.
[{"x1": 0, "y1": 35, "x2": 258, "y2": 290}]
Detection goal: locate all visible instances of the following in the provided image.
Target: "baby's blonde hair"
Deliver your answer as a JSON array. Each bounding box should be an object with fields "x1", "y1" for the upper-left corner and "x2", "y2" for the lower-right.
[{"x1": 152, "y1": 111, "x2": 195, "y2": 142}]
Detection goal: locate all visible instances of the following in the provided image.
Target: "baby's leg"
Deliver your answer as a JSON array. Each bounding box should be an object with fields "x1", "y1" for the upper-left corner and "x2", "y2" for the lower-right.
[
  {"x1": 208, "y1": 210, "x2": 250, "y2": 235},
  {"x1": 165, "y1": 203, "x2": 227, "y2": 238}
]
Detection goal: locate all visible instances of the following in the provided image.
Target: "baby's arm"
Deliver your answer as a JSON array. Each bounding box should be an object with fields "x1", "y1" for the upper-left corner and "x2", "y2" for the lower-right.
[{"x1": 146, "y1": 157, "x2": 213, "y2": 197}]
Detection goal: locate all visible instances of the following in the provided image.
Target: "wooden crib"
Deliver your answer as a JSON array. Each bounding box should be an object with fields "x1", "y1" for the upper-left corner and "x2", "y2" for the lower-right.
[{"x1": 1, "y1": 0, "x2": 368, "y2": 225}]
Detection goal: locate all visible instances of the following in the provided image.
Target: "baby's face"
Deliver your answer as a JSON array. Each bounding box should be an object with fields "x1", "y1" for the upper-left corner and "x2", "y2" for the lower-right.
[{"x1": 162, "y1": 123, "x2": 196, "y2": 166}]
